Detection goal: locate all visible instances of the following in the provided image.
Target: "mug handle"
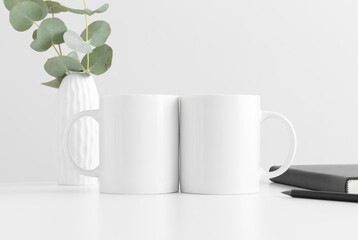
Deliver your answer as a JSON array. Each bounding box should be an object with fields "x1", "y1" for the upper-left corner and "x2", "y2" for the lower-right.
[
  {"x1": 62, "y1": 110, "x2": 100, "y2": 178},
  {"x1": 260, "y1": 111, "x2": 297, "y2": 179}
]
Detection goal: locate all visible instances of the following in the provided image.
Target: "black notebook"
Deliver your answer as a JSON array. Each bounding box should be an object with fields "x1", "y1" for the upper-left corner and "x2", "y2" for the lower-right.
[{"x1": 269, "y1": 164, "x2": 358, "y2": 194}]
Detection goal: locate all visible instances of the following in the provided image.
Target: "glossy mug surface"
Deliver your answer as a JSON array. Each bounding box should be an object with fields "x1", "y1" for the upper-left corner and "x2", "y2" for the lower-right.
[
  {"x1": 63, "y1": 95, "x2": 179, "y2": 194},
  {"x1": 180, "y1": 95, "x2": 297, "y2": 194}
]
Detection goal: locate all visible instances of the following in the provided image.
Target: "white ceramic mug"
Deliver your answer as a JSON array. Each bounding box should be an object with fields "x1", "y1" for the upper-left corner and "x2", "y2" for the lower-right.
[
  {"x1": 180, "y1": 95, "x2": 297, "y2": 194},
  {"x1": 63, "y1": 95, "x2": 179, "y2": 194}
]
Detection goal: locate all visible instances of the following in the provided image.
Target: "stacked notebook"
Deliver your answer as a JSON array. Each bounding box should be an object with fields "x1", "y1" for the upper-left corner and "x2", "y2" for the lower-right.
[{"x1": 269, "y1": 164, "x2": 358, "y2": 194}]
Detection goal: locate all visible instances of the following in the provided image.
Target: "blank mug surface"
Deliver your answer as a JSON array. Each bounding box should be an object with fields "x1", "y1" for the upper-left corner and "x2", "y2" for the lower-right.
[
  {"x1": 100, "y1": 95, "x2": 179, "y2": 194},
  {"x1": 64, "y1": 95, "x2": 179, "y2": 194},
  {"x1": 180, "y1": 95, "x2": 297, "y2": 194}
]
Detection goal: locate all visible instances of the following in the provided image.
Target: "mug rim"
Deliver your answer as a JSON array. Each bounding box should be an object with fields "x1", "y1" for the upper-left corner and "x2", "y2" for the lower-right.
[
  {"x1": 181, "y1": 94, "x2": 260, "y2": 98},
  {"x1": 101, "y1": 94, "x2": 179, "y2": 98}
]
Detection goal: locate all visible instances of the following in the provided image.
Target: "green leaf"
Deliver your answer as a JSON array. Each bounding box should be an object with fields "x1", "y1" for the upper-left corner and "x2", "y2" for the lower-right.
[
  {"x1": 66, "y1": 3, "x2": 109, "y2": 15},
  {"x1": 32, "y1": 29, "x2": 37, "y2": 39},
  {"x1": 30, "y1": 0, "x2": 48, "y2": 19},
  {"x1": 45, "y1": 1, "x2": 66, "y2": 14},
  {"x1": 4, "y1": 0, "x2": 19, "y2": 10},
  {"x1": 86, "y1": 3, "x2": 109, "y2": 15},
  {"x1": 5, "y1": 0, "x2": 47, "y2": 19},
  {"x1": 45, "y1": 56, "x2": 82, "y2": 77},
  {"x1": 64, "y1": 30, "x2": 92, "y2": 54},
  {"x1": 44, "y1": 1, "x2": 108, "y2": 15},
  {"x1": 41, "y1": 76, "x2": 64, "y2": 88},
  {"x1": 81, "y1": 44, "x2": 113, "y2": 75},
  {"x1": 30, "y1": 39, "x2": 46, "y2": 52},
  {"x1": 9, "y1": 1, "x2": 43, "y2": 31},
  {"x1": 67, "y1": 51, "x2": 79, "y2": 61},
  {"x1": 37, "y1": 18, "x2": 67, "y2": 50},
  {"x1": 65, "y1": 3, "x2": 109, "y2": 15},
  {"x1": 81, "y1": 21, "x2": 111, "y2": 47}
]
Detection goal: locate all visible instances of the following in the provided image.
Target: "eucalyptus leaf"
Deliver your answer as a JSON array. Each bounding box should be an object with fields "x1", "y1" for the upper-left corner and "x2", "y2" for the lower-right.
[
  {"x1": 67, "y1": 51, "x2": 79, "y2": 61},
  {"x1": 45, "y1": 56, "x2": 82, "y2": 77},
  {"x1": 37, "y1": 18, "x2": 67, "y2": 50},
  {"x1": 45, "y1": 1, "x2": 66, "y2": 14},
  {"x1": 4, "y1": 0, "x2": 19, "y2": 10},
  {"x1": 64, "y1": 30, "x2": 92, "y2": 54},
  {"x1": 44, "y1": 1, "x2": 108, "y2": 16},
  {"x1": 5, "y1": 0, "x2": 47, "y2": 19},
  {"x1": 68, "y1": 71, "x2": 89, "y2": 75},
  {"x1": 32, "y1": 29, "x2": 37, "y2": 40},
  {"x1": 86, "y1": 3, "x2": 109, "y2": 15},
  {"x1": 9, "y1": 1, "x2": 43, "y2": 31},
  {"x1": 81, "y1": 44, "x2": 112, "y2": 75},
  {"x1": 80, "y1": 21, "x2": 111, "y2": 47},
  {"x1": 30, "y1": 0, "x2": 48, "y2": 19},
  {"x1": 30, "y1": 39, "x2": 46, "y2": 52},
  {"x1": 65, "y1": 3, "x2": 109, "y2": 15},
  {"x1": 41, "y1": 76, "x2": 64, "y2": 88}
]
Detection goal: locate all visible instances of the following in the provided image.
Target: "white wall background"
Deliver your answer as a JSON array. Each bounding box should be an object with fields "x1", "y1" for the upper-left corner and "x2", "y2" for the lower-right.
[{"x1": 0, "y1": 0, "x2": 358, "y2": 182}]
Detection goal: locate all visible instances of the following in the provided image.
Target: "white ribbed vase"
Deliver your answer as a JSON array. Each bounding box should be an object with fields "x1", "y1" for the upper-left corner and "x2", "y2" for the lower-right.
[{"x1": 56, "y1": 73, "x2": 99, "y2": 185}]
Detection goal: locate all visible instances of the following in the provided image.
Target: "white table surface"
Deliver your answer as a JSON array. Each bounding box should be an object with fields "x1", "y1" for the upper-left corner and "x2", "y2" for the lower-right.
[{"x1": 0, "y1": 181, "x2": 356, "y2": 240}]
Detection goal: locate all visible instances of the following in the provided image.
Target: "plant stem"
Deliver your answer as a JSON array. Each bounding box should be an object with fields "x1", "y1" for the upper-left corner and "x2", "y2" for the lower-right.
[
  {"x1": 84, "y1": 0, "x2": 89, "y2": 71},
  {"x1": 58, "y1": 44, "x2": 62, "y2": 55},
  {"x1": 52, "y1": 43, "x2": 61, "y2": 56}
]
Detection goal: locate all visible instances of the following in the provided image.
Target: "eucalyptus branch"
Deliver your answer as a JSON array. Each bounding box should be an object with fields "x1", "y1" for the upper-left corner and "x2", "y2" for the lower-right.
[{"x1": 4, "y1": 0, "x2": 113, "y2": 88}]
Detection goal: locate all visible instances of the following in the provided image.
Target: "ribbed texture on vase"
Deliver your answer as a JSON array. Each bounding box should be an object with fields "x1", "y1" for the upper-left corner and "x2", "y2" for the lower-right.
[{"x1": 56, "y1": 74, "x2": 99, "y2": 185}]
